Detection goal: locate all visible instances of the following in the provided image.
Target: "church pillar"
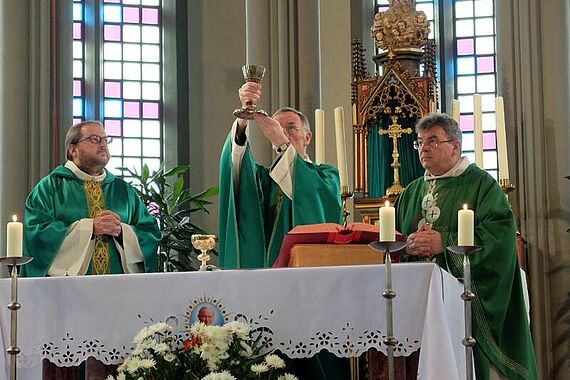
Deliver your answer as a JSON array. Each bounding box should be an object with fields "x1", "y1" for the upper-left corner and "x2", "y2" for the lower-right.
[{"x1": 497, "y1": 1, "x2": 570, "y2": 378}]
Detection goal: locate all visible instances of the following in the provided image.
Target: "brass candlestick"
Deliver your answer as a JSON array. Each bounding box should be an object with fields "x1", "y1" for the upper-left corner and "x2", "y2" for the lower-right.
[
  {"x1": 191, "y1": 234, "x2": 217, "y2": 271},
  {"x1": 341, "y1": 186, "x2": 353, "y2": 228},
  {"x1": 368, "y1": 240, "x2": 407, "y2": 380},
  {"x1": 0, "y1": 256, "x2": 33, "y2": 380},
  {"x1": 447, "y1": 245, "x2": 482, "y2": 380},
  {"x1": 499, "y1": 178, "x2": 515, "y2": 194},
  {"x1": 233, "y1": 64, "x2": 268, "y2": 120}
]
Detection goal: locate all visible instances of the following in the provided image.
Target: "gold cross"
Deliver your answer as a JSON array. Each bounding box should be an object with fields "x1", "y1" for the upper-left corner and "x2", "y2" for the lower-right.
[{"x1": 380, "y1": 114, "x2": 412, "y2": 196}]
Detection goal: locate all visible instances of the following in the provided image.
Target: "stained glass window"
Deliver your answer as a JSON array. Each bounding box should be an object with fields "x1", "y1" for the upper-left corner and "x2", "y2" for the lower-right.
[
  {"x1": 374, "y1": 0, "x2": 499, "y2": 178},
  {"x1": 72, "y1": 0, "x2": 163, "y2": 177}
]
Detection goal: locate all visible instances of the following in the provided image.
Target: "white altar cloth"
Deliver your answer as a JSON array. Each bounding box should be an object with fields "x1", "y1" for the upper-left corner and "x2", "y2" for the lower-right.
[{"x1": 0, "y1": 263, "x2": 466, "y2": 379}]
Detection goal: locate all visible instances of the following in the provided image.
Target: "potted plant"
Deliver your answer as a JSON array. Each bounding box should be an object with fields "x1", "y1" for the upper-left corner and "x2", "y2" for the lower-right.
[{"x1": 120, "y1": 164, "x2": 219, "y2": 272}]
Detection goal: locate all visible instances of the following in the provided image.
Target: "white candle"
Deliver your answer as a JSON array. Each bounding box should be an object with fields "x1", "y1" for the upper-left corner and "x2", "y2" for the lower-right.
[
  {"x1": 495, "y1": 97, "x2": 509, "y2": 181},
  {"x1": 379, "y1": 201, "x2": 396, "y2": 242},
  {"x1": 315, "y1": 109, "x2": 325, "y2": 164},
  {"x1": 7, "y1": 215, "x2": 23, "y2": 258},
  {"x1": 451, "y1": 99, "x2": 461, "y2": 123},
  {"x1": 457, "y1": 204, "x2": 474, "y2": 246},
  {"x1": 473, "y1": 94, "x2": 483, "y2": 168},
  {"x1": 334, "y1": 107, "x2": 349, "y2": 189}
]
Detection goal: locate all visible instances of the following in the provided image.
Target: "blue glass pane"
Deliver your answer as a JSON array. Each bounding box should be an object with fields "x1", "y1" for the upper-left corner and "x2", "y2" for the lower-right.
[
  {"x1": 73, "y1": 98, "x2": 84, "y2": 116},
  {"x1": 456, "y1": 57, "x2": 475, "y2": 75},
  {"x1": 103, "y1": 5, "x2": 122, "y2": 23},
  {"x1": 73, "y1": 3, "x2": 83, "y2": 21},
  {"x1": 104, "y1": 99, "x2": 123, "y2": 117}
]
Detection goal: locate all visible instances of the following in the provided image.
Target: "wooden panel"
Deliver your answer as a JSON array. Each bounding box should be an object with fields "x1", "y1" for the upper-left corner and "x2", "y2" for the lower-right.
[{"x1": 288, "y1": 244, "x2": 384, "y2": 267}]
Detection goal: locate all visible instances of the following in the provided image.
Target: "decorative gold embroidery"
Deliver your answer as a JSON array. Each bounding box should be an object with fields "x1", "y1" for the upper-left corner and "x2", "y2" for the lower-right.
[{"x1": 84, "y1": 180, "x2": 109, "y2": 275}]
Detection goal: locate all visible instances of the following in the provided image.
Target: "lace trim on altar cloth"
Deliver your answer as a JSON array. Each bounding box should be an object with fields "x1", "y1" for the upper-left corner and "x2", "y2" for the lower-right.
[{"x1": 16, "y1": 310, "x2": 421, "y2": 367}]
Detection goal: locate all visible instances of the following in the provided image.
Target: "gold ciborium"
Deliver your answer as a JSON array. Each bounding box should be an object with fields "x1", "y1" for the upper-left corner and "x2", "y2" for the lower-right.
[
  {"x1": 191, "y1": 234, "x2": 216, "y2": 271},
  {"x1": 233, "y1": 64, "x2": 268, "y2": 120}
]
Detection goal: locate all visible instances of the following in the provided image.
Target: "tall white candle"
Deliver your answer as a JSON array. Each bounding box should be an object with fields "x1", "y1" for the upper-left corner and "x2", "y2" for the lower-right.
[
  {"x1": 473, "y1": 94, "x2": 483, "y2": 168},
  {"x1": 315, "y1": 109, "x2": 325, "y2": 164},
  {"x1": 451, "y1": 99, "x2": 461, "y2": 123},
  {"x1": 7, "y1": 215, "x2": 23, "y2": 258},
  {"x1": 457, "y1": 204, "x2": 474, "y2": 246},
  {"x1": 379, "y1": 201, "x2": 396, "y2": 242},
  {"x1": 334, "y1": 107, "x2": 349, "y2": 189},
  {"x1": 495, "y1": 97, "x2": 509, "y2": 181}
]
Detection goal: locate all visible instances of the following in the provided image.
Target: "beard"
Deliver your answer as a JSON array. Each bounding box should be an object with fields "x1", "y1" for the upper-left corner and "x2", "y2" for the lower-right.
[{"x1": 76, "y1": 149, "x2": 110, "y2": 175}]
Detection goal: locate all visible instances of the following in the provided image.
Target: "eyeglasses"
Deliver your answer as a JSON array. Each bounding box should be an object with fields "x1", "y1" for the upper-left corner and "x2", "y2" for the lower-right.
[
  {"x1": 282, "y1": 125, "x2": 305, "y2": 133},
  {"x1": 413, "y1": 138, "x2": 454, "y2": 150},
  {"x1": 75, "y1": 135, "x2": 113, "y2": 145}
]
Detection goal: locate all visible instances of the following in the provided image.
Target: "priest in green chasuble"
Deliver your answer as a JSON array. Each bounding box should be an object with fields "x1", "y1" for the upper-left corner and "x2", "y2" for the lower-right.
[
  {"x1": 218, "y1": 81, "x2": 343, "y2": 269},
  {"x1": 22, "y1": 120, "x2": 160, "y2": 277},
  {"x1": 396, "y1": 113, "x2": 538, "y2": 380}
]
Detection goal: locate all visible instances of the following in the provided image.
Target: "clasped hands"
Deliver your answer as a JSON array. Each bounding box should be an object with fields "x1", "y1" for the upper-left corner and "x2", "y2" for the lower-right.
[
  {"x1": 236, "y1": 82, "x2": 289, "y2": 148},
  {"x1": 93, "y1": 210, "x2": 122, "y2": 238},
  {"x1": 405, "y1": 223, "x2": 443, "y2": 257}
]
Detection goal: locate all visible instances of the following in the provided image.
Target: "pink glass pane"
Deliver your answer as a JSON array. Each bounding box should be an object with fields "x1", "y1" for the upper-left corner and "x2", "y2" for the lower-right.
[
  {"x1": 483, "y1": 132, "x2": 496, "y2": 150},
  {"x1": 105, "y1": 119, "x2": 122, "y2": 136},
  {"x1": 105, "y1": 81, "x2": 121, "y2": 98},
  {"x1": 457, "y1": 39, "x2": 474, "y2": 55},
  {"x1": 143, "y1": 102, "x2": 159, "y2": 119},
  {"x1": 460, "y1": 115, "x2": 474, "y2": 132},
  {"x1": 142, "y1": 8, "x2": 159, "y2": 24},
  {"x1": 73, "y1": 80, "x2": 82, "y2": 97},
  {"x1": 123, "y1": 7, "x2": 140, "y2": 23},
  {"x1": 73, "y1": 23, "x2": 82, "y2": 39},
  {"x1": 124, "y1": 102, "x2": 141, "y2": 118},
  {"x1": 477, "y1": 56, "x2": 495, "y2": 73},
  {"x1": 104, "y1": 25, "x2": 122, "y2": 41},
  {"x1": 73, "y1": 118, "x2": 83, "y2": 125}
]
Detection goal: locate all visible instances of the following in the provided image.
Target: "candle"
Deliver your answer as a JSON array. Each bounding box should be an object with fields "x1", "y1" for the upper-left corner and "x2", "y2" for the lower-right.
[
  {"x1": 457, "y1": 204, "x2": 474, "y2": 246},
  {"x1": 379, "y1": 201, "x2": 396, "y2": 242},
  {"x1": 7, "y1": 215, "x2": 23, "y2": 258},
  {"x1": 495, "y1": 97, "x2": 509, "y2": 181},
  {"x1": 334, "y1": 107, "x2": 349, "y2": 189},
  {"x1": 451, "y1": 99, "x2": 461, "y2": 123},
  {"x1": 473, "y1": 94, "x2": 483, "y2": 168},
  {"x1": 315, "y1": 109, "x2": 325, "y2": 164}
]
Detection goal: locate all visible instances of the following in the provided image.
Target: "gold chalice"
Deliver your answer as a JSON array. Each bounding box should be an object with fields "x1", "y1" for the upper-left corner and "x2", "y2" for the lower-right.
[
  {"x1": 233, "y1": 64, "x2": 268, "y2": 120},
  {"x1": 191, "y1": 234, "x2": 216, "y2": 271}
]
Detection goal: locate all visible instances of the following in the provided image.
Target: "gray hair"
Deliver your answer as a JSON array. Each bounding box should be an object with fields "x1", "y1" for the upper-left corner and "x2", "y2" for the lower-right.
[
  {"x1": 64, "y1": 120, "x2": 105, "y2": 160},
  {"x1": 415, "y1": 113, "x2": 462, "y2": 144},
  {"x1": 273, "y1": 107, "x2": 311, "y2": 132}
]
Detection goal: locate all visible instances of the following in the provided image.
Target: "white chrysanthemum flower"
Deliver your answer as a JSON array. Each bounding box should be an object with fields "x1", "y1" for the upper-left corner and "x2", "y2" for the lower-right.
[
  {"x1": 115, "y1": 373, "x2": 126, "y2": 380},
  {"x1": 191, "y1": 321, "x2": 208, "y2": 336},
  {"x1": 202, "y1": 371, "x2": 236, "y2": 380},
  {"x1": 154, "y1": 342, "x2": 170, "y2": 354},
  {"x1": 105, "y1": 375, "x2": 115, "y2": 380},
  {"x1": 164, "y1": 352, "x2": 177, "y2": 362},
  {"x1": 138, "y1": 358, "x2": 156, "y2": 369},
  {"x1": 251, "y1": 363, "x2": 270, "y2": 374},
  {"x1": 225, "y1": 321, "x2": 250, "y2": 340},
  {"x1": 265, "y1": 354, "x2": 286, "y2": 369},
  {"x1": 277, "y1": 374, "x2": 299, "y2": 380}
]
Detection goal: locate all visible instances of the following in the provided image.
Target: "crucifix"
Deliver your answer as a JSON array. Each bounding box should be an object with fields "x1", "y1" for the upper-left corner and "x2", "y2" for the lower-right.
[{"x1": 380, "y1": 112, "x2": 413, "y2": 196}]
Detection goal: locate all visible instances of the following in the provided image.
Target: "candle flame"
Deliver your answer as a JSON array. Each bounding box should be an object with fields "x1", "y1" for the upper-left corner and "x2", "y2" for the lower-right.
[
  {"x1": 463, "y1": 204, "x2": 468, "y2": 210},
  {"x1": 12, "y1": 215, "x2": 17, "y2": 222},
  {"x1": 385, "y1": 200, "x2": 390, "y2": 207}
]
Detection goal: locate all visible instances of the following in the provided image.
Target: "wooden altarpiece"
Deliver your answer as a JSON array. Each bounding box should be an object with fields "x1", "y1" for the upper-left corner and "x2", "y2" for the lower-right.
[{"x1": 351, "y1": 0, "x2": 438, "y2": 225}]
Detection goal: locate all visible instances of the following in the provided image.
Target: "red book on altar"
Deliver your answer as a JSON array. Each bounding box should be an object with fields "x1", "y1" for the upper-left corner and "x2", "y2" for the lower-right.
[{"x1": 273, "y1": 223, "x2": 403, "y2": 268}]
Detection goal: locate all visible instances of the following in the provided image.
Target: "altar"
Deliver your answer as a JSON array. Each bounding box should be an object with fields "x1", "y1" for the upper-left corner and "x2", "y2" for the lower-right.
[{"x1": 0, "y1": 263, "x2": 466, "y2": 379}]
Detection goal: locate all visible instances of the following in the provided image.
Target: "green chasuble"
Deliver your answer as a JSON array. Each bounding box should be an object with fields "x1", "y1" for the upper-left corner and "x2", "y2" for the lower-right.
[
  {"x1": 22, "y1": 164, "x2": 161, "y2": 277},
  {"x1": 219, "y1": 134, "x2": 343, "y2": 269},
  {"x1": 395, "y1": 161, "x2": 538, "y2": 380}
]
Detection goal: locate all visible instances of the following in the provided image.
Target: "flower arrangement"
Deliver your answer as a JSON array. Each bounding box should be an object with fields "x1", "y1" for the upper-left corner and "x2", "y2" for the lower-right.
[{"x1": 106, "y1": 321, "x2": 298, "y2": 380}]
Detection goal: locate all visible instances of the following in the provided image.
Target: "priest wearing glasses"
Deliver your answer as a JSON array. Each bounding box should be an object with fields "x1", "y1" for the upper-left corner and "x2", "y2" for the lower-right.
[
  {"x1": 22, "y1": 120, "x2": 160, "y2": 277},
  {"x1": 396, "y1": 113, "x2": 537, "y2": 380}
]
